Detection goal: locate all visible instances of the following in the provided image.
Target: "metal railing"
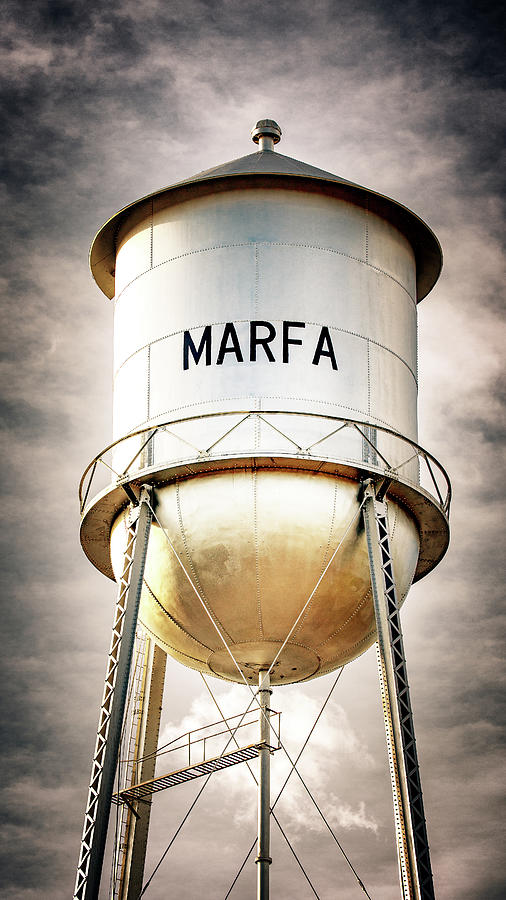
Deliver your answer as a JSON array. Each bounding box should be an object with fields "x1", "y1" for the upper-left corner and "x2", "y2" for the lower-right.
[
  {"x1": 121, "y1": 707, "x2": 282, "y2": 776},
  {"x1": 79, "y1": 410, "x2": 451, "y2": 518}
]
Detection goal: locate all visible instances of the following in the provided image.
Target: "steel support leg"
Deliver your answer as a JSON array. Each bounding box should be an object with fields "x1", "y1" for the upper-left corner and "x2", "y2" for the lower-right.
[
  {"x1": 115, "y1": 636, "x2": 167, "y2": 900},
  {"x1": 256, "y1": 670, "x2": 272, "y2": 900},
  {"x1": 74, "y1": 486, "x2": 153, "y2": 900},
  {"x1": 363, "y1": 481, "x2": 435, "y2": 900}
]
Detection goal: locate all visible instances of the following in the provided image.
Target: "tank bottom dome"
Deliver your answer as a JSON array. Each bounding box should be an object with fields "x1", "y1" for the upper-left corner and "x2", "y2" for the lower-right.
[{"x1": 110, "y1": 468, "x2": 420, "y2": 685}]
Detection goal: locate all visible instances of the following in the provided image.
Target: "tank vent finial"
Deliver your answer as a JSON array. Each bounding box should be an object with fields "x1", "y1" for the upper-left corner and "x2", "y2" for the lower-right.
[{"x1": 251, "y1": 119, "x2": 282, "y2": 151}]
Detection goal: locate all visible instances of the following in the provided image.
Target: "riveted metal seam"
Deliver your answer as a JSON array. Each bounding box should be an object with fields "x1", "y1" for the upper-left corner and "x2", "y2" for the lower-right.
[
  {"x1": 113, "y1": 240, "x2": 416, "y2": 305},
  {"x1": 175, "y1": 481, "x2": 235, "y2": 647},
  {"x1": 254, "y1": 242, "x2": 259, "y2": 318},
  {"x1": 146, "y1": 344, "x2": 151, "y2": 421},
  {"x1": 143, "y1": 578, "x2": 213, "y2": 651},
  {"x1": 252, "y1": 469, "x2": 264, "y2": 638},
  {"x1": 150, "y1": 199, "x2": 154, "y2": 269},
  {"x1": 367, "y1": 339, "x2": 371, "y2": 417},
  {"x1": 126, "y1": 397, "x2": 402, "y2": 434},
  {"x1": 114, "y1": 242, "x2": 252, "y2": 303},
  {"x1": 316, "y1": 627, "x2": 378, "y2": 670},
  {"x1": 114, "y1": 320, "x2": 418, "y2": 385},
  {"x1": 365, "y1": 199, "x2": 369, "y2": 264},
  {"x1": 316, "y1": 588, "x2": 373, "y2": 647},
  {"x1": 140, "y1": 620, "x2": 211, "y2": 667},
  {"x1": 390, "y1": 503, "x2": 398, "y2": 542},
  {"x1": 292, "y1": 478, "x2": 340, "y2": 639}
]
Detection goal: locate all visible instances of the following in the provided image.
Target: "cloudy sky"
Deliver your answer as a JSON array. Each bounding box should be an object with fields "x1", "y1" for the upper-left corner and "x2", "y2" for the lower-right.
[{"x1": 1, "y1": 0, "x2": 504, "y2": 898}]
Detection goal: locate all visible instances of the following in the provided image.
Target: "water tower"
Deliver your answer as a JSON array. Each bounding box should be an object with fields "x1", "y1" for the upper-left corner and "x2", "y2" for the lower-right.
[{"x1": 75, "y1": 120, "x2": 450, "y2": 900}]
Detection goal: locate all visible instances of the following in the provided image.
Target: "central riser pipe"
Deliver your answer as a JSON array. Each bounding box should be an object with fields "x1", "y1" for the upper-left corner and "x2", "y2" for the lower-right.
[{"x1": 256, "y1": 670, "x2": 272, "y2": 899}]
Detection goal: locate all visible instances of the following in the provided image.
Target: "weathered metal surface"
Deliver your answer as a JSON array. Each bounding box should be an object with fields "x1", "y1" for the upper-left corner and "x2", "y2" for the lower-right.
[
  {"x1": 82, "y1": 122, "x2": 449, "y2": 682},
  {"x1": 111, "y1": 184, "x2": 418, "y2": 458},
  {"x1": 90, "y1": 134, "x2": 441, "y2": 302},
  {"x1": 77, "y1": 122, "x2": 451, "y2": 900},
  {"x1": 108, "y1": 472, "x2": 420, "y2": 685},
  {"x1": 79, "y1": 411, "x2": 450, "y2": 586}
]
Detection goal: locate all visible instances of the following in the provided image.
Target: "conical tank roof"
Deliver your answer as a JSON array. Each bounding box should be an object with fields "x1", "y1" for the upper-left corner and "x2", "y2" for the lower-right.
[
  {"x1": 90, "y1": 120, "x2": 442, "y2": 301},
  {"x1": 173, "y1": 147, "x2": 362, "y2": 185}
]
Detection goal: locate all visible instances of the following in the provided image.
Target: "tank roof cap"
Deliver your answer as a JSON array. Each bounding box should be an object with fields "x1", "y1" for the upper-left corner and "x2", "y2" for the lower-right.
[{"x1": 251, "y1": 119, "x2": 282, "y2": 146}]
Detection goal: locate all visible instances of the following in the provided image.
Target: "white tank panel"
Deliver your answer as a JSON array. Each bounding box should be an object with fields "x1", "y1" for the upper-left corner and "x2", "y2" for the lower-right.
[
  {"x1": 112, "y1": 187, "x2": 418, "y2": 470},
  {"x1": 148, "y1": 189, "x2": 368, "y2": 269},
  {"x1": 113, "y1": 246, "x2": 416, "y2": 380},
  {"x1": 114, "y1": 190, "x2": 415, "y2": 364},
  {"x1": 113, "y1": 244, "x2": 257, "y2": 371},
  {"x1": 367, "y1": 213, "x2": 417, "y2": 301},
  {"x1": 114, "y1": 212, "x2": 152, "y2": 298},
  {"x1": 112, "y1": 347, "x2": 148, "y2": 438},
  {"x1": 112, "y1": 326, "x2": 416, "y2": 441}
]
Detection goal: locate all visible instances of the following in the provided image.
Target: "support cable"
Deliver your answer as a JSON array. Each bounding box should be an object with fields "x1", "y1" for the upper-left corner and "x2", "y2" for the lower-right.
[
  {"x1": 141, "y1": 662, "x2": 332, "y2": 900},
  {"x1": 271, "y1": 815, "x2": 321, "y2": 899},
  {"x1": 220, "y1": 668, "x2": 372, "y2": 899},
  {"x1": 139, "y1": 775, "x2": 212, "y2": 897},
  {"x1": 146, "y1": 498, "x2": 279, "y2": 780},
  {"x1": 140, "y1": 694, "x2": 261, "y2": 895},
  {"x1": 146, "y1": 499, "x2": 259, "y2": 696},
  {"x1": 265, "y1": 499, "x2": 366, "y2": 681},
  {"x1": 282, "y1": 747, "x2": 372, "y2": 898},
  {"x1": 270, "y1": 668, "x2": 344, "y2": 814},
  {"x1": 144, "y1": 496, "x2": 371, "y2": 896},
  {"x1": 201, "y1": 674, "x2": 322, "y2": 900},
  {"x1": 224, "y1": 817, "x2": 321, "y2": 900},
  {"x1": 223, "y1": 839, "x2": 256, "y2": 900},
  {"x1": 200, "y1": 674, "x2": 260, "y2": 786},
  {"x1": 146, "y1": 495, "x2": 362, "y2": 725}
]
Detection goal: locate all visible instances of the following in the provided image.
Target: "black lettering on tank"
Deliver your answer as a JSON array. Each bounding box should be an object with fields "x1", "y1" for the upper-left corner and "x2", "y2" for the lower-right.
[
  {"x1": 216, "y1": 322, "x2": 244, "y2": 365},
  {"x1": 250, "y1": 321, "x2": 276, "y2": 362},
  {"x1": 312, "y1": 326, "x2": 338, "y2": 370},
  {"x1": 282, "y1": 321, "x2": 305, "y2": 363},
  {"x1": 183, "y1": 326, "x2": 212, "y2": 370},
  {"x1": 182, "y1": 320, "x2": 338, "y2": 371}
]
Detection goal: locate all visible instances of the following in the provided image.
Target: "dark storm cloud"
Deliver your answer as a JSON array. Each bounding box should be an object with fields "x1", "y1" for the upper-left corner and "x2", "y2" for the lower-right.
[
  {"x1": 2, "y1": 0, "x2": 503, "y2": 220},
  {"x1": 463, "y1": 371, "x2": 506, "y2": 446},
  {"x1": 370, "y1": 0, "x2": 505, "y2": 79},
  {"x1": 0, "y1": 1, "x2": 504, "y2": 897},
  {"x1": 0, "y1": 395, "x2": 69, "y2": 438}
]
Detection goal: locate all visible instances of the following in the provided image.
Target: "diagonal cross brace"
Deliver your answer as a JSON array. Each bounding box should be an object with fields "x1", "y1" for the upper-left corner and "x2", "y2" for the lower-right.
[
  {"x1": 363, "y1": 480, "x2": 435, "y2": 900},
  {"x1": 74, "y1": 486, "x2": 153, "y2": 900}
]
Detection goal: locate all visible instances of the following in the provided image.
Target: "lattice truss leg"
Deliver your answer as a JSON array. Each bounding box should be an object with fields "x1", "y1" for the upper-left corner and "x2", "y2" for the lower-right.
[
  {"x1": 363, "y1": 481, "x2": 435, "y2": 900},
  {"x1": 112, "y1": 633, "x2": 167, "y2": 900},
  {"x1": 74, "y1": 487, "x2": 153, "y2": 900},
  {"x1": 112, "y1": 628, "x2": 148, "y2": 900}
]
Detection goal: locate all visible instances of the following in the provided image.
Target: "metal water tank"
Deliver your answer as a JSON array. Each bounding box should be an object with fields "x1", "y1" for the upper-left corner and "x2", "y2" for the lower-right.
[{"x1": 81, "y1": 119, "x2": 449, "y2": 684}]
